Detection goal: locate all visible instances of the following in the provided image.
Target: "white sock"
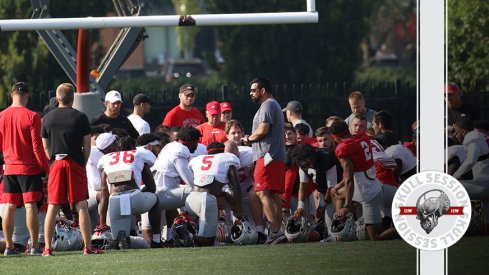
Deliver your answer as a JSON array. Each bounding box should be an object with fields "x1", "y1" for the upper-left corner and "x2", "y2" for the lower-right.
[
  {"x1": 256, "y1": 226, "x2": 264, "y2": 233},
  {"x1": 153, "y1": 234, "x2": 161, "y2": 243}
]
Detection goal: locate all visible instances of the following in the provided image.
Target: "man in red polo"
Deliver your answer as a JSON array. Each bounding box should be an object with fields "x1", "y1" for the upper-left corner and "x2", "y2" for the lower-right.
[
  {"x1": 162, "y1": 84, "x2": 205, "y2": 128},
  {"x1": 196, "y1": 101, "x2": 227, "y2": 146}
]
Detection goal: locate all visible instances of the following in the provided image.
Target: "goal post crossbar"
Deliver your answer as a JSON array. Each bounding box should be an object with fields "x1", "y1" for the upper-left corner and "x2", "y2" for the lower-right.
[{"x1": 0, "y1": 12, "x2": 318, "y2": 31}]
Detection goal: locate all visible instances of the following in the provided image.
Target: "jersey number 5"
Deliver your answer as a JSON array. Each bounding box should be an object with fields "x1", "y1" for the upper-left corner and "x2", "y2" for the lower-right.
[
  {"x1": 109, "y1": 150, "x2": 136, "y2": 165},
  {"x1": 201, "y1": 155, "x2": 215, "y2": 170},
  {"x1": 360, "y1": 141, "x2": 372, "y2": 161}
]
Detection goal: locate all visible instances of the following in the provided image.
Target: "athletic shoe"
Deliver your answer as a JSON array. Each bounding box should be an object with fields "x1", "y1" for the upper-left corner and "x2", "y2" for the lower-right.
[
  {"x1": 114, "y1": 230, "x2": 130, "y2": 250},
  {"x1": 257, "y1": 232, "x2": 267, "y2": 244},
  {"x1": 164, "y1": 240, "x2": 176, "y2": 248},
  {"x1": 150, "y1": 241, "x2": 167, "y2": 248},
  {"x1": 83, "y1": 247, "x2": 103, "y2": 255},
  {"x1": 42, "y1": 248, "x2": 53, "y2": 257},
  {"x1": 4, "y1": 247, "x2": 20, "y2": 256},
  {"x1": 265, "y1": 230, "x2": 286, "y2": 245},
  {"x1": 320, "y1": 235, "x2": 332, "y2": 243},
  {"x1": 30, "y1": 246, "x2": 43, "y2": 255}
]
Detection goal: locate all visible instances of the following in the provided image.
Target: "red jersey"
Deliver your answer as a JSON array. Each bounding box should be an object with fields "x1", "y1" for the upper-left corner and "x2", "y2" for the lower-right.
[
  {"x1": 335, "y1": 133, "x2": 374, "y2": 172},
  {"x1": 196, "y1": 122, "x2": 227, "y2": 146},
  {"x1": 301, "y1": 137, "x2": 318, "y2": 146},
  {"x1": 403, "y1": 141, "x2": 417, "y2": 157},
  {"x1": 162, "y1": 106, "x2": 205, "y2": 128},
  {"x1": 0, "y1": 106, "x2": 49, "y2": 175}
]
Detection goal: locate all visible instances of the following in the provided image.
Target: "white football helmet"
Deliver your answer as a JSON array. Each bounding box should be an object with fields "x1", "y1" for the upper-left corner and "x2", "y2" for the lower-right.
[
  {"x1": 52, "y1": 222, "x2": 83, "y2": 251},
  {"x1": 91, "y1": 230, "x2": 114, "y2": 250},
  {"x1": 285, "y1": 216, "x2": 310, "y2": 243},
  {"x1": 331, "y1": 213, "x2": 357, "y2": 242},
  {"x1": 230, "y1": 218, "x2": 257, "y2": 245},
  {"x1": 355, "y1": 216, "x2": 370, "y2": 241},
  {"x1": 172, "y1": 213, "x2": 196, "y2": 247}
]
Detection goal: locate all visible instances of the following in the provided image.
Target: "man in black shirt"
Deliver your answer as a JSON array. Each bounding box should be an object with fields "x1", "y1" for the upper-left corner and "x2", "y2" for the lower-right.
[
  {"x1": 290, "y1": 143, "x2": 338, "y2": 219},
  {"x1": 446, "y1": 83, "x2": 479, "y2": 145},
  {"x1": 41, "y1": 83, "x2": 101, "y2": 255},
  {"x1": 372, "y1": 110, "x2": 401, "y2": 150},
  {"x1": 91, "y1": 90, "x2": 139, "y2": 139}
]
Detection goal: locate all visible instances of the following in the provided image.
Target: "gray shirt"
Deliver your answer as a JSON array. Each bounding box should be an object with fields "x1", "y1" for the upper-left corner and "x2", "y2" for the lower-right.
[
  {"x1": 344, "y1": 108, "x2": 376, "y2": 129},
  {"x1": 252, "y1": 98, "x2": 286, "y2": 163}
]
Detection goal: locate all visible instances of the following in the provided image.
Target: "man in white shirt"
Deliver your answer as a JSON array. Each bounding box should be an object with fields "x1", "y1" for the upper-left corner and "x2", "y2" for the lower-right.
[{"x1": 127, "y1": 94, "x2": 152, "y2": 136}]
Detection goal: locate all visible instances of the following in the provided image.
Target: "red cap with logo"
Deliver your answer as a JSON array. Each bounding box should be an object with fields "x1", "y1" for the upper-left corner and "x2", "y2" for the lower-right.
[
  {"x1": 206, "y1": 101, "x2": 221, "y2": 115},
  {"x1": 220, "y1": 102, "x2": 232, "y2": 112},
  {"x1": 445, "y1": 83, "x2": 460, "y2": 95}
]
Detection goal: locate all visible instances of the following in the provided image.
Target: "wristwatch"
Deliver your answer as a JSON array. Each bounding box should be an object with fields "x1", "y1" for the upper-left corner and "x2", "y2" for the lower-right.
[{"x1": 246, "y1": 135, "x2": 251, "y2": 143}]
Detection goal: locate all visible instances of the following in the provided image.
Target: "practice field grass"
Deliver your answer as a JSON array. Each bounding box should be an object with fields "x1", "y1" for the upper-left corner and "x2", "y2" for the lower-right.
[{"x1": 1, "y1": 237, "x2": 488, "y2": 274}]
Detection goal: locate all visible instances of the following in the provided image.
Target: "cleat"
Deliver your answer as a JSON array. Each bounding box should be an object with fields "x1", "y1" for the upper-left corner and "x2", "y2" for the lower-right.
[
  {"x1": 150, "y1": 241, "x2": 167, "y2": 248},
  {"x1": 257, "y1": 232, "x2": 267, "y2": 244},
  {"x1": 265, "y1": 230, "x2": 286, "y2": 245},
  {"x1": 42, "y1": 248, "x2": 53, "y2": 257},
  {"x1": 4, "y1": 247, "x2": 20, "y2": 256},
  {"x1": 114, "y1": 230, "x2": 130, "y2": 250},
  {"x1": 83, "y1": 246, "x2": 103, "y2": 255},
  {"x1": 30, "y1": 246, "x2": 43, "y2": 255}
]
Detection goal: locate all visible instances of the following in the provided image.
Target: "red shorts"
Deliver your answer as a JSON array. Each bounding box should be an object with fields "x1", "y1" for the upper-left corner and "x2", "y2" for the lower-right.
[
  {"x1": 253, "y1": 158, "x2": 285, "y2": 194},
  {"x1": 2, "y1": 174, "x2": 43, "y2": 206},
  {"x1": 47, "y1": 158, "x2": 88, "y2": 204}
]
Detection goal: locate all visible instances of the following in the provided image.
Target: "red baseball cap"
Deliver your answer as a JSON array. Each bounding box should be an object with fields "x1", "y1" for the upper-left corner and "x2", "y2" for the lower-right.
[
  {"x1": 220, "y1": 102, "x2": 232, "y2": 112},
  {"x1": 206, "y1": 101, "x2": 221, "y2": 115},
  {"x1": 445, "y1": 83, "x2": 460, "y2": 94}
]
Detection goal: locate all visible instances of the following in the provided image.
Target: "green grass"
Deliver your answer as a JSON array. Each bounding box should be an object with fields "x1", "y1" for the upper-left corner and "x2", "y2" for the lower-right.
[
  {"x1": 1, "y1": 240, "x2": 417, "y2": 274},
  {"x1": 2, "y1": 237, "x2": 487, "y2": 274},
  {"x1": 448, "y1": 237, "x2": 489, "y2": 274}
]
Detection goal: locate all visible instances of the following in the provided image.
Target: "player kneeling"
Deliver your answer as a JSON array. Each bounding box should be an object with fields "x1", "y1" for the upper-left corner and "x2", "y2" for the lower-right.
[
  {"x1": 97, "y1": 136, "x2": 160, "y2": 249},
  {"x1": 185, "y1": 141, "x2": 243, "y2": 247}
]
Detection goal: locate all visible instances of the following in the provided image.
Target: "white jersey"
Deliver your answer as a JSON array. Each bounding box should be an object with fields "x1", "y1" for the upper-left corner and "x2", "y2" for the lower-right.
[
  {"x1": 189, "y1": 153, "x2": 240, "y2": 187},
  {"x1": 238, "y1": 146, "x2": 254, "y2": 192},
  {"x1": 447, "y1": 145, "x2": 466, "y2": 163},
  {"x1": 87, "y1": 147, "x2": 104, "y2": 191},
  {"x1": 152, "y1": 141, "x2": 193, "y2": 190},
  {"x1": 190, "y1": 143, "x2": 207, "y2": 159},
  {"x1": 385, "y1": 144, "x2": 417, "y2": 175},
  {"x1": 127, "y1": 114, "x2": 150, "y2": 136},
  {"x1": 98, "y1": 147, "x2": 156, "y2": 187},
  {"x1": 370, "y1": 139, "x2": 398, "y2": 170},
  {"x1": 453, "y1": 130, "x2": 489, "y2": 180}
]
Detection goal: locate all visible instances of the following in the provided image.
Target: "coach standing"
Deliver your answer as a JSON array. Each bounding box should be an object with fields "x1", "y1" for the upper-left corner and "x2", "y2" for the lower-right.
[
  {"x1": 91, "y1": 90, "x2": 139, "y2": 139},
  {"x1": 242, "y1": 77, "x2": 286, "y2": 244},
  {"x1": 41, "y1": 83, "x2": 100, "y2": 256},
  {"x1": 0, "y1": 82, "x2": 49, "y2": 255}
]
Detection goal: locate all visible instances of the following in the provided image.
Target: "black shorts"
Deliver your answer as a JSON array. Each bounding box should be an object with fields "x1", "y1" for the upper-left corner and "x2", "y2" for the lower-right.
[{"x1": 2, "y1": 174, "x2": 43, "y2": 206}]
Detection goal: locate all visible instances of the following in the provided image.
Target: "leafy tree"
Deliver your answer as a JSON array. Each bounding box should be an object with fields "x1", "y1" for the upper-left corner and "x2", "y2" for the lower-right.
[
  {"x1": 448, "y1": 0, "x2": 489, "y2": 84},
  {"x1": 205, "y1": 0, "x2": 374, "y2": 85},
  {"x1": 0, "y1": 0, "x2": 111, "y2": 108}
]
